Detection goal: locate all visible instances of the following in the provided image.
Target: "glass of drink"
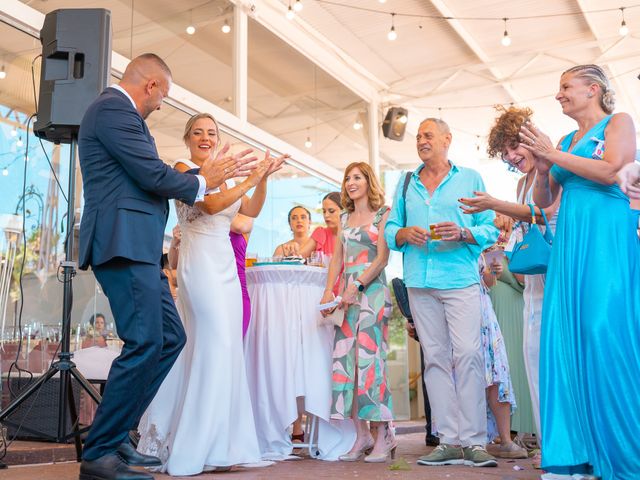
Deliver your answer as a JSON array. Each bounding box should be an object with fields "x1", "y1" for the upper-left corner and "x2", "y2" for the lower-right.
[
  {"x1": 429, "y1": 224, "x2": 442, "y2": 240},
  {"x1": 245, "y1": 252, "x2": 258, "y2": 267}
]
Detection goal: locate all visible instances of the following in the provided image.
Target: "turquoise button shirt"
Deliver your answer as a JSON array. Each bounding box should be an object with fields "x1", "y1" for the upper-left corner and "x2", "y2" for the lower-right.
[{"x1": 385, "y1": 162, "x2": 498, "y2": 290}]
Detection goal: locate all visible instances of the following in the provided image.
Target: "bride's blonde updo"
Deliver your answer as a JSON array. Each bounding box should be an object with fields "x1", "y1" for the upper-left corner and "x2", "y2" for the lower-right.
[{"x1": 562, "y1": 64, "x2": 616, "y2": 114}]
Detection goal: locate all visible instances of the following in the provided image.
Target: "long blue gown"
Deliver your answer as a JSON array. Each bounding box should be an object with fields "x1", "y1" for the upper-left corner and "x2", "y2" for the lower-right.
[{"x1": 540, "y1": 115, "x2": 640, "y2": 479}]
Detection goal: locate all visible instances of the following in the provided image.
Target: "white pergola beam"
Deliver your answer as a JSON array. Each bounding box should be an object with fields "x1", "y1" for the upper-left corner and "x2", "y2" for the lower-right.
[
  {"x1": 230, "y1": 0, "x2": 385, "y2": 104},
  {"x1": 233, "y1": 6, "x2": 248, "y2": 123},
  {"x1": 427, "y1": 0, "x2": 522, "y2": 104},
  {"x1": 368, "y1": 100, "x2": 380, "y2": 175},
  {"x1": 574, "y1": 0, "x2": 640, "y2": 126}
]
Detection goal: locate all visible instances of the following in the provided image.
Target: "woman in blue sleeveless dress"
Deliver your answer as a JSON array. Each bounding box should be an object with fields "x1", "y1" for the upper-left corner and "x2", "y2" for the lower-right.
[{"x1": 520, "y1": 65, "x2": 640, "y2": 479}]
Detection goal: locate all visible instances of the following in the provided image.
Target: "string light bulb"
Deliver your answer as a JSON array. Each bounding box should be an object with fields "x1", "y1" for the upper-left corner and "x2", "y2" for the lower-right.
[
  {"x1": 353, "y1": 119, "x2": 363, "y2": 130},
  {"x1": 2, "y1": 168, "x2": 7, "y2": 176},
  {"x1": 10, "y1": 128, "x2": 17, "y2": 137},
  {"x1": 0, "y1": 65, "x2": 6, "y2": 80},
  {"x1": 304, "y1": 136, "x2": 312, "y2": 148},
  {"x1": 286, "y1": 3, "x2": 295, "y2": 20},
  {"x1": 221, "y1": 20, "x2": 231, "y2": 33},
  {"x1": 186, "y1": 9, "x2": 195, "y2": 35},
  {"x1": 379, "y1": 0, "x2": 387, "y2": 3},
  {"x1": 619, "y1": 7, "x2": 629, "y2": 36},
  {"x1": 16, "y1": 137, "x2": 23, "y2": 147},
  {"x1": 293, "y1": 0, "x2": 303, "y2": 12},
  {"x1": 387, "y1": 13, "x2": 397, "y2": 41},
  {"x1": 501, "y1": 18, "x2": 511, "y2": 47}
]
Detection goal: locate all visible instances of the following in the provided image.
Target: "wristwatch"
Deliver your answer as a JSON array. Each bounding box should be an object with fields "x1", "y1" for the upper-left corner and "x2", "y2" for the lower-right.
[
  {"x1": 353, "y1": 280, "x2": 365, "y2": 292},
  {"x1": 459, "y1": 228, "x2": 469, "y2": 242}
]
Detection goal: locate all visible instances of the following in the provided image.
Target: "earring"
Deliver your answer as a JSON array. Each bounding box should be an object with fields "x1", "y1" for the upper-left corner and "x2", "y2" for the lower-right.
[{"x1": 587, "y1": 93, "x2": 594, "y2": 98}]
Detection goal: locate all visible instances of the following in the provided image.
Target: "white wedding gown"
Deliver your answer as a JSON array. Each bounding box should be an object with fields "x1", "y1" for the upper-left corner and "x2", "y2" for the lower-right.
[{"x1": 137, "y1": 161, "x2": 263, "y2": 476}]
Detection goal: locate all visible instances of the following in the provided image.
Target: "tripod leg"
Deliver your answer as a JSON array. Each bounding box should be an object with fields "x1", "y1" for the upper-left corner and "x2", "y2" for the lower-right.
[
  {"x1": 69, "y1": 367, "x2": 102, "y2": 404},
  {"x1": 66, "y1": 377, "x2": 82, "y2": 461},
  {"x1": 0, "y1": 368, "x2": 58, "y2": 422}
]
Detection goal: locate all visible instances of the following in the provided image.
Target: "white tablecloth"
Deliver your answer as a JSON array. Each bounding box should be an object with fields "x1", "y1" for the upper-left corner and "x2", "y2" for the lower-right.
[{"x1": 244, "y1": 265, "x2": 355, "y2": 460}]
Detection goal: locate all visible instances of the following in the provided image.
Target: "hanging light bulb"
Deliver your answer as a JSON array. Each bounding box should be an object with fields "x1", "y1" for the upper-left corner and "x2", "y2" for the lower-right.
[
  {"x1": 387, "y1": 14, "x2": 397, "y2": 41},
  {"x1": 501, "y1": 18, "x2": 511, "y2": 47},
  {"x1": 353, "y1": 119, "x2": 363, "y2": 130},
  {"x1": 221, "y1": 20, "x2": 231, "y2": 33},
  {"x1": 2, "y1": 168, "x2": 8, "y2": 176},
  {"x1": 619, "y1": 7, "x2": 629, "y2": 36},
  {"x1": 0, "y1": 65, "x2": 6, "y2": 80},
  {"x1": 16, "y1": 137, "x2": 23, "y2": 147},
  {"x1": 304, "y1": 127, "x2": 313, "y2": 148},
  {"x1": 286, "y1": 3, "x2": 295, "y2": 20},
  {"x1": 10, "y1": 127, "x2": 17, "y2": 137},
  {"x1": 293, "y1": 0, "x2": 303, "y2": 12},
  {"x1": 186, "y1": 9, "x2": 195, "y2": 35}
]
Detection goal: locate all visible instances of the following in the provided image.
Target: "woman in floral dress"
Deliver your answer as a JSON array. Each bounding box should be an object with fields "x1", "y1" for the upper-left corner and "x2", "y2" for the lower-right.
[
  {"x1": 320, "y1": 162, "x2": 394, "y2": 463},
  {"x1": 480, "y1": 253, "x2": 527, "y2": 459}
]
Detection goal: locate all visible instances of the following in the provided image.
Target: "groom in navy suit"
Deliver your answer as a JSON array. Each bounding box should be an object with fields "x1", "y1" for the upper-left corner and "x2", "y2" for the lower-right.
[{"x1": 77, "y1": 53, "x2": 254, "y2": 480}]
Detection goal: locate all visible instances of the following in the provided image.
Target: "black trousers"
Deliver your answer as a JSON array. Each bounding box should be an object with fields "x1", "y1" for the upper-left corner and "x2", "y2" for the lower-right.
[{"x1": 82, "y1": 258, "x2": 186, "y2": 460}]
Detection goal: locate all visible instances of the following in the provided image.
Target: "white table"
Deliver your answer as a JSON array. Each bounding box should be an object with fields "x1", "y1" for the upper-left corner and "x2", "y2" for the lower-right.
[{"x1": 244, "y1": 265, "x2": 355, "y2": 461}]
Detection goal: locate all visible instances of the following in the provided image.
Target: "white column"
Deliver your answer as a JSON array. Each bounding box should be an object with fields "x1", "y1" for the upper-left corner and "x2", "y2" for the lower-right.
[
  {"x1": 368, "y1": 100, "x2": 380, "y2": 176},
  {"x1": 233, "y1": 5, "x2": 248, "y2": 123}
]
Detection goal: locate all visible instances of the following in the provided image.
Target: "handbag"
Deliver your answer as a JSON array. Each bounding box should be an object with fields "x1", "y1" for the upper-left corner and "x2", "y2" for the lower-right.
[
  {"x1": 508, "y1": 204, "x2": 554, "y2": 275},
  {"x1": 391, "y1": 277, "x2": 412, "y2": 321}
]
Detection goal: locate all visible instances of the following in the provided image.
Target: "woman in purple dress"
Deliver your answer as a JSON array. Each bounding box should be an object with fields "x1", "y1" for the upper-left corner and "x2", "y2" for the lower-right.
[{"x1": 230, "y1": 214, "x2": 254, "y2": 338}]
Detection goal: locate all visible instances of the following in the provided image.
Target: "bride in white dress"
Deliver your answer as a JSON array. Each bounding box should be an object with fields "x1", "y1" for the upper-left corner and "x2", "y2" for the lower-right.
[{"x1": 137, "y1": 113, "x2": 285, "y2": 476}]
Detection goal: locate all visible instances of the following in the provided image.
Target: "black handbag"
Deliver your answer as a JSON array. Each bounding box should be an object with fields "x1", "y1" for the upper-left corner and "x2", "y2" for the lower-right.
[
  {"x1": 391, "y1": 277, "x2": 412, "y2": 320},
  {"x1": 392, "y1": 171, "x2": 414, "y2": 323}
]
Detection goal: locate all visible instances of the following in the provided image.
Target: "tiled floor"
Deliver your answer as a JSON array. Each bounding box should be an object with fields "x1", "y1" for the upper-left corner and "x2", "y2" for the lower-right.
[{"x1": 0, "y1": 432, "x2": 541, "y2": 480}]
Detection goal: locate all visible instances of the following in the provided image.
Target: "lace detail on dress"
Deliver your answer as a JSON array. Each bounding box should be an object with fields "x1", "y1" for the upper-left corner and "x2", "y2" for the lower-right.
[
  {"x1": 137, "y1": 421, "x2": 170, "y2": 472},
  {"x1": 176, "y1": 200, "x2": 204, "y2": 225}
]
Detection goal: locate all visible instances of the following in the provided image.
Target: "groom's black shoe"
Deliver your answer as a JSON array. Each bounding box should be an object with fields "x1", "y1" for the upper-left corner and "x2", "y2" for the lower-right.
[
  {"x1": 117, "y1": 442, "x2": 162, "y2": 467},
  {"x1": 79, "y1": 453, "x2": 153, "y2": 480}
]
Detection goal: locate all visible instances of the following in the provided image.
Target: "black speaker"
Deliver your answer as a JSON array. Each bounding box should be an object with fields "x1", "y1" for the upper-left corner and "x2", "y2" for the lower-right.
[
  {"x1": 3, "y1": 377, "x2": 81, "y2": 442},
  {"x1": 382, "y1": 107, "x2": 408, "y2": 142},
  {"x1": 34, "y1": 9, "x2": 112, "y2": 144}
]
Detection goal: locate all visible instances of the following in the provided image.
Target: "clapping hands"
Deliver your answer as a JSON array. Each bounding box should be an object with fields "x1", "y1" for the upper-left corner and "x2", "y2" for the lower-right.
[
  {"x1": 200, "y1": 143, "x2": 258, "y2": 190},
  {"x1": 459, "y1": 191, "x2": 496, "y2": 214},
  {"x1": 246, "y1": 150, "x2": 289, "y2": 187},
  {"x1": 519, "y1": 121, "x2": 555, "y2": 174}
]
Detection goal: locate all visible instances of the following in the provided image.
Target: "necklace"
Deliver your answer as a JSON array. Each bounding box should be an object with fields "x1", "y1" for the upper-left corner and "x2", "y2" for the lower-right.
[{"x1": 569, "y1": 131, "x2": 585, "y2": 149}]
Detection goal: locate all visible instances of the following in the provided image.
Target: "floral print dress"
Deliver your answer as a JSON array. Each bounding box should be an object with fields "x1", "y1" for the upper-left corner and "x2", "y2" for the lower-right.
[
  {"x1": 331, "y1": 207, "x2": 393, "y2": 422},
  {"x1": 480, "y1": 254, "x2": 516, "y2": 441}
]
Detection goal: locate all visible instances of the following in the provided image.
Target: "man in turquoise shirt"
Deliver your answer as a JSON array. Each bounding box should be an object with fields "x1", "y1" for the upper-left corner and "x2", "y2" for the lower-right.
[{"x1": 385, "y1": 118, "x2": 498, "y2": 468}]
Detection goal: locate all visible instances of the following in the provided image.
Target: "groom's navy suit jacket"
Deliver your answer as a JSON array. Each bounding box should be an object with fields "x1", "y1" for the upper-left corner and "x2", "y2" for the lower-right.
[
  {"x1": 78, "y1": 86, "x2": 197, "y2": 460},
  {"x1": 78, "y1": 87, "x2": 199, "y2": 270}
]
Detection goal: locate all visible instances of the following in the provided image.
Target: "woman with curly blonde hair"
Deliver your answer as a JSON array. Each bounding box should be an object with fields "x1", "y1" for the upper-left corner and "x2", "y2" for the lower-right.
[
  {"x1": 459, "y1": 106, "x2": 561, "y2": 463},
  {"x1": 320, "y1": 162, "x2": 395, "y2": 463}
]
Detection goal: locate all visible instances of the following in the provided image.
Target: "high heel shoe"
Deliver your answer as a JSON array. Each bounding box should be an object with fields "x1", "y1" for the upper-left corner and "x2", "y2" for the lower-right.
[
  {"x1": 363, "y1": 442, "x2": 398, "y2": 463},
  {"x1": 338, "y1": 439, "x2": 375, "y2": 462}
]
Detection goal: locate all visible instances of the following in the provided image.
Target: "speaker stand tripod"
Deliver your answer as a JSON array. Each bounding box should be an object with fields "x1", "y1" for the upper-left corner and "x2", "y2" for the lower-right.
[{"x1": 0, "y1": 137, "x2": 102, "y2": 461}]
